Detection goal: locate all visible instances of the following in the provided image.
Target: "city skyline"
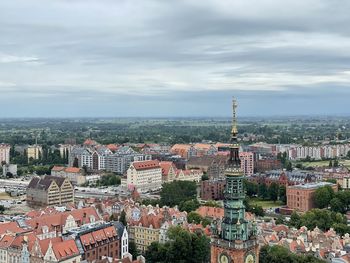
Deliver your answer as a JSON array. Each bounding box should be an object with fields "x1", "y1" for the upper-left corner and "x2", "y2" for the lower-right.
[{"x1": 1, "y1": 0, "x2": 350, "y2": 117}]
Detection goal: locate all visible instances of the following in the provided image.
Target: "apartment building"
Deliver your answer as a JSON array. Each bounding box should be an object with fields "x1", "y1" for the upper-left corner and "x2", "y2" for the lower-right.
[
  {"x1": 27, "y1": 176, "x2": 74, "y2": 206},
  {"x1": 239, "y1": 151, "x2": 254, "y2": 176},
  {"x1": 0, "y1": 144, "x2": 11, "y2": 165},
  {"x1": 27, "y1": 145, "x2": 43, "y2": 161},
  {"x1": 105, "y1": 146, "x2": 150, "y2": 175},
  {"x1": 127, "y1": 160, "x2": 162, "y2": 193}
]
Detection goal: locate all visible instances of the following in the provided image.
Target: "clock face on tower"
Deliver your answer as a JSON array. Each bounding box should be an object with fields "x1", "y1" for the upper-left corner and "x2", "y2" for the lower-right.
[
  {"x1": 245, "y1": 253, "x2": 255, "y2": 263},
  {"x1": 219, "y1": 253, "x2": 230, "y2": 263}
]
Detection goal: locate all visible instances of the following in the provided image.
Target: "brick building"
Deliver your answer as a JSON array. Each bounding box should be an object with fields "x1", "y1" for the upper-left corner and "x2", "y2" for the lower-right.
[
  {"x1": 286, "y1": 182, "x2": 338, "y2": 213},
  {"x1": 200, "y1": 179, "x2": 226, "y2": 200},
  {"x1": 66, "y1": 222, "x2": 120, "y2": 262}
]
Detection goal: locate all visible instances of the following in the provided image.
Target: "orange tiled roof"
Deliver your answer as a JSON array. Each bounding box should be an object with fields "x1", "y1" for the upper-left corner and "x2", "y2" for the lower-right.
[
  {"x1": 80, "y1": 225, "x2": 117, "y2": 249},
  {"x1": 0, "y1": 234, "x2": 15, "y2": 248},
  {"x1": 132, "y1": 160, "x2": 160, "y2": 171},
  {"x1": 194, "y1": 143, "x2": 213, "y2": 150},
  {"x1": 107, "y1": 144, "x2": 119, "y2": 152},
  {"x1": 65, "y1": 167, "x2": 81, "y2": 173},
  {"x1": 52, "y1": 239, "x2": 79, "y2": 260},
  {"x1": 0, "y1": 222, "x2": 27, "y2": 235},
  {"x1": 159, "y1": 161, "x2": 175, "y2": 176},
  {"x1": 26, "y1": 207, "x2": 101, "y2": 235}
]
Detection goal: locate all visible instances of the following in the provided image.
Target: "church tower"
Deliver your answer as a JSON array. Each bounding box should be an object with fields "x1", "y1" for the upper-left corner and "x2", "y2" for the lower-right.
[{"x1": 210, "y1": 98, "x2": 259, "y2": 263}]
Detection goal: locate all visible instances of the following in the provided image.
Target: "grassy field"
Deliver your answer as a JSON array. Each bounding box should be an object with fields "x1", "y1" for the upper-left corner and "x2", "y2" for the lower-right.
[
  {"x1": 250, "y1": 198, "x2": 284, "y2": 208},
  {"x1": 295, "y1": 159, "x2": 350, "y2": 168}
]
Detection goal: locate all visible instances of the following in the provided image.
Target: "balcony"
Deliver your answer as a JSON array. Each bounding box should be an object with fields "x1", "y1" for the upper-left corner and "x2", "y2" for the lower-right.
[{"x1": 211, "y1": 238, "x2": 258, "y2": 250}]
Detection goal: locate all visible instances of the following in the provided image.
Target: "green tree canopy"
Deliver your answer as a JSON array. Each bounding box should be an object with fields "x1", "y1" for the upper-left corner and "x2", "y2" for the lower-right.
[{"x1": 160, "y1": 181, "x2": 197, "y2": 207}]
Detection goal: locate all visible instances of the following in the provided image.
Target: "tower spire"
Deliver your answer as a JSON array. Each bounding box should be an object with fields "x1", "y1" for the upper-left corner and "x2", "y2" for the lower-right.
[
  {"x1": 231, "y1": 97, "x2": 238, "y2": 143},
  {"x1": 228, "y1": 97, "x2": 240, "y2": 167}
]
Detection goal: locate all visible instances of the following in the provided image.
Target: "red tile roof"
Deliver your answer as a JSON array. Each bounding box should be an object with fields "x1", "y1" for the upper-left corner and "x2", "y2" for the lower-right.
[
  {"x1": 132, "y1": 160, "x2": 160, "y2": 171},
  {"x1": 0, "y1": 222, "x2": 27, "y2": 235},
  {"x1": 159, "y1": 161, "x2": 176, "y2": 176},
  {"x1": 80, "y1": 225, "x2": 117, "y2": 249},
  {"x1": 26, "y1": 207, "x2": 101, "y2": 235},
  {"x1": 52, "y1": 239, "x2": 79, "y2": 260}
]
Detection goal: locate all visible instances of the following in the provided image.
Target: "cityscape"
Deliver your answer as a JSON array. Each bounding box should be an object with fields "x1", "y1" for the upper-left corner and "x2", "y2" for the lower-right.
[{"x1": 1, "y1": 0, "x2": 350, "y2": 263}]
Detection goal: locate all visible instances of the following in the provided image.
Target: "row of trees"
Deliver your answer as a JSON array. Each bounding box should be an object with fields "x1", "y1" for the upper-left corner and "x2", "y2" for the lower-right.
[
  {"x1": 260, "y1": 245, "x2": 326, "y2": 263},
  {"x1": 145, "y1": 226, "x2": 210, "y2": 263},
  {"x1": 289, "y1": 209, "x2": 350, "y2": 236},
  {"x1": 314, "y1": 185, "x2": 350, "y2": 214},
  {"x1": 245, "y1": 180, "x2": 286, "y2": 203}
]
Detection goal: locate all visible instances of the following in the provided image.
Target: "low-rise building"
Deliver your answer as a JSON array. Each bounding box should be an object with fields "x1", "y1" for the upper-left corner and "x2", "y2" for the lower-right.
[
  {"x1": 27, "y1": 176, "x2": 74, "y2": 207},
  {"x1": 126, "y1": 160, "x2": 162, "y2": 193},
  {"x1": 176, "y1": 169, "x2": 202, "y2": 182},
  {"x1": 287, "y1": 182, "x2": 338, "y2": 213},
  {"x1": 2, "y1": 164, "x2": 17, "y2": 177},
  {"x1": 51, "y1": 166, "x2": 86, "y2": 186},
  {"x1": 159, "y1": 161, "x2": 177, "y2": 183}
]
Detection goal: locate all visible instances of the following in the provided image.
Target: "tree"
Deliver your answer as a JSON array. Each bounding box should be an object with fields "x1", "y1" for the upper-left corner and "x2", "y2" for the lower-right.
[
  {"x1": 201, "y1": 173, "x2": 209, "y2": 181},
  {"x1": 128, "y1": 241, "x2": 138, "y2": 259},
  {"x1": 179, "y1": 199, "x2": 200, "y2": 213},
  {"x1": 329, "y1": 160, "x2": 333, "y2": 167},
  {"x1": 0, "y1": 205, "x2": 5, "y2": 213},
  {"x1": 289, "y1": 211, "x2": 301, "y2": 228},
  {"x1": 258, "y1": 183, "x2": 268, "y2": 199},
  {"x1": 286, "y1": 161, "x2": 293, "y2": 171},
  {"x1": 330, "y1": 197, "x2": 344, "y2": 213},
  {"x1": 160, "y1": 181, "x2": 197, "y2": 207},
  {"x1": 146, "y1": 226, "x2": 210, "y2": 263},
  {"x1": 314, "y1": 185, "x2": 335, "y2": 208},
  {"x1": 278, "y1": 185, "x2": 287, "y2": 204},
  {"x1": 268, "y1": 182, "x2": 279, "y2": 202},
  {"x1": 119, "y1": 210, "x2": 127, "y2": 226},
  {"x1": 187, "y1": 212, "x2": 203, "y2": 224},
  {"x1": 244, "y1": 180, "x2": 258, "y2": 197},
  {"x1": 260, "y1": 245, "x2": 325, "y2": 263}
]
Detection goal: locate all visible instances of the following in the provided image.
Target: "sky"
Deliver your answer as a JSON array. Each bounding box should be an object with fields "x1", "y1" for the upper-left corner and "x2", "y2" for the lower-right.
[{"x1": 1, "y1": 0, "x2": 350, "y2": 117}]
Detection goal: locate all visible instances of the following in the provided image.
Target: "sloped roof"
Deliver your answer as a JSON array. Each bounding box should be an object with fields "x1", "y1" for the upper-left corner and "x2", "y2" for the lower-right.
[
  {"x1": 52, "y1": 239, "x2": 79, "y2": 260},
  {"x1": 159, "y1": 161, "x2": 176, "y2": 176},
  {"x1": 132, "y1": 160, "x2": 160, "y2": 171}
]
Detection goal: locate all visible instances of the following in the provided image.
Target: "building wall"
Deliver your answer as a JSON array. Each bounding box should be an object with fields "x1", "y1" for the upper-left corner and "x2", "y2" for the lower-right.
[
  {"x1": 287, "y1": 184, "x2": 338, "y2": 212},
  {"x1": 239, "y1": 152, "x2": 254, "y2": 176},
  {"x1": 131, "y1": 226, "x2": 160, "y2": 253},
  {"x1": 0, "y1": 144, "x2": 10, "y2": 165},
  {"x1": 27, "y1": 146, "x2": 42, "y2": 161},
  {"x1": 127, "y1": 166, "x2": 162, "y2": 192},
  {"x1": 201, "y1": 180, "x2": 226, "y2": 200}
]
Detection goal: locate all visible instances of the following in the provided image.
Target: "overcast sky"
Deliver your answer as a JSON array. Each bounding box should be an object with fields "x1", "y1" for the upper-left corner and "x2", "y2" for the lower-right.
[{"x1": 1, "y1": 0, "x2": 350, "y2": 117}]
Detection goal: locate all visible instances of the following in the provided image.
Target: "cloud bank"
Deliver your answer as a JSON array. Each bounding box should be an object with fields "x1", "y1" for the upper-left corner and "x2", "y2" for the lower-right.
[{"x1": 1, "y1": 0, "x2": 350, "y2": 117}]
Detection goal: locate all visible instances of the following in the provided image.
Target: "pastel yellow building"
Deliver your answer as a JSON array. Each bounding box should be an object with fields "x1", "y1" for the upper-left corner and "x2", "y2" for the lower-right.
[{"x1": 27, "y1": 145, "x2": 43, "y2": 161}]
